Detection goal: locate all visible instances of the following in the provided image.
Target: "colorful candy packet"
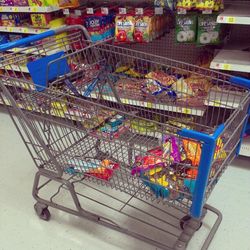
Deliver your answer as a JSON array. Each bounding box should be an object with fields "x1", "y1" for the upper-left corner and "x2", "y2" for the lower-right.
[
  {"x1": 145, "y1": 71, "x2": 177, "y2": 87},
  {"x1": 182, "y1": 139, "x2": 202, "y2": 166}
]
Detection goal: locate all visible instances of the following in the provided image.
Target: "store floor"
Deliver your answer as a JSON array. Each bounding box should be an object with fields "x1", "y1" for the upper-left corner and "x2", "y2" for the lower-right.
[{"x1": 0, "y1": 110, "x2": 250, "y2": 250}]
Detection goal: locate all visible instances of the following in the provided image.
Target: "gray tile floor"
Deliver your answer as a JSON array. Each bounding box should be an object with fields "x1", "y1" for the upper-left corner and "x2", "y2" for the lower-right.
[{"x1": 0, "y1": 110, "x2": 250, "y2": 250}]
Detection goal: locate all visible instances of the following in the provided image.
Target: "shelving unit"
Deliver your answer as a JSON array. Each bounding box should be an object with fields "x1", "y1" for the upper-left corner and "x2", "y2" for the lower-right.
[
  {"x1": 240, "y1": 137, "x2": 250, "y2": 157},
  {"x1": 0, "y1": 6, "x2": 60, "y2": 13},
  {"x1": 1, "y1": 64, "x2": 29, "y2": 73},
  {"x1": 210, "y1": 50, "x2": 250, "y2": 73},
  {"x1": 217, "y1": 4, "x2": 250, "y2": 25}
]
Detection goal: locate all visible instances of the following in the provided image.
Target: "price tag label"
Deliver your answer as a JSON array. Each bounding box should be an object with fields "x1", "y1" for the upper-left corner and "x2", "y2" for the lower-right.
[
  {"x1": 63, "y1": 9, "x2": 70, "y2": 15},
  {"x1": 183, "y1": 108, "x2": 191, "y2": 115},
  {"x1": 214, "y1": 100, "x2": 221, "y2": 107},
  {"x1": 23, "y1": 28, "x2": 28, "y2": 33},
  {"x1": 8, "y1": 27, "x2": 13, "y2": 32},
  {"x1": 13, "y1": 7, "x2": 18, "y2": 12},
  {"x1": 227, "y1": 16, "x2": 235, "y2": 23},
  {"x1": 0, "y1": 7, "x2": 3, "y2": 12},
  {"x1": 202, "y1": 9, "x2": 212, "y2": 14},
  {"x1": 123, "y1": 99, "x2": 129, "y2": 104},
  {"x1": 177, "y1": 8, "x2": 186, "y2": 14},
  {"x1": 75, "y1": 9, "x2": 81, "y2": 16},
  {"x1": 135, "y1": 8, "x2": 144, "y2": 15},
  {"x1": 101, "y1": 7, "x2": 109, "y2": 15},
  {"x1": 223, "y1": 64, "x2": 231, "y2": 70},
  {"x1": 155, "y1": 7, "x2": 163, "y2": 15},
  {"x1": 31, "y1": 6, "x2": 38, "y2": 12},
  {"x1": 119, "y1": 7, "x2": 127, "y2": 15},
  {"x1": 86, "y1": 8, "x2": 94, "y2": 14},
  {"x1": 147, "y1": 102, "x2": 153, "y2": 108}
]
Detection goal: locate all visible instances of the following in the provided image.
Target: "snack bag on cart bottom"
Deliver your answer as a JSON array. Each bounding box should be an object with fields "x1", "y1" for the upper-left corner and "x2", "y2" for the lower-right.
[{"x1": 66, "y1": 158, "x2": 120, "y2": 181}]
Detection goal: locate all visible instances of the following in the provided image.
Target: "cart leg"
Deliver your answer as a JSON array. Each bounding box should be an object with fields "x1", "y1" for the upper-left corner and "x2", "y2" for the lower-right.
[{"x1": 32, "y1": 171, "x2": 100, "y2": 222}]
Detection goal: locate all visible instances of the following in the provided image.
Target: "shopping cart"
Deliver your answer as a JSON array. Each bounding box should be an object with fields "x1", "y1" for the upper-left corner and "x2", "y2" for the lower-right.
[{"x1": 0, "y1": 25, "x2": 250, "y2": 250}]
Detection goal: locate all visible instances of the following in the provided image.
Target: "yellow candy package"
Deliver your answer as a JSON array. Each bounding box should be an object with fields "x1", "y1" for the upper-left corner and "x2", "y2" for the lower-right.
[{"x1": 196, "y1": 0, "x2": 215, "y2": 10}]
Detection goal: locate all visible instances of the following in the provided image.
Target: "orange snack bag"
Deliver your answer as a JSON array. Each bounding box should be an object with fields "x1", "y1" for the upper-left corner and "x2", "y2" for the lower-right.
[{"x1": 183, "y1": 139, "x2": 202, "y2": 166}]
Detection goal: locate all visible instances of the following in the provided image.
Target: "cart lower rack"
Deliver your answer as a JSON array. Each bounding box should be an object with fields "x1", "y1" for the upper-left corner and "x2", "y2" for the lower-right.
[{"x1": 0, "y1": 25, "x2": 249, "y2": 249}]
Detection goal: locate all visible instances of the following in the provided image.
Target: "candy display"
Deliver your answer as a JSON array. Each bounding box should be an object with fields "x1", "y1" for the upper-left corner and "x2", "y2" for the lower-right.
[
  {"x1": 197, "y1": 14, "x2": 221, "y2": 45},
  {"x1": 115, "y1": 15, "x2": 135, "y2": 43},
  {"x1": 84, "y1": 11, "x2": 115, "y2": 42},
  {"x1": 0, "y1": 13, "x2": 30, "y2": 27},
  {"x1": 31, "y1": 13, "x2": 57, "y2": 28},
  {"x1": 115, "y1": 8, "x2": 171, "y2": 44},
  {"x1": 66, "y1": 158, "x2": 120, "y2": 181}
]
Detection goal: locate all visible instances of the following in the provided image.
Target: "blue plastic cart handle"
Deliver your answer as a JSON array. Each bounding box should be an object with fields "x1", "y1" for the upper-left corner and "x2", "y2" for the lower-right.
[
  {"x1": 230, "y1": 76, "x2": 250, "y2": 89},
  {"x1": 0, "y1": 30, "x2": 56, "y2": 52}
]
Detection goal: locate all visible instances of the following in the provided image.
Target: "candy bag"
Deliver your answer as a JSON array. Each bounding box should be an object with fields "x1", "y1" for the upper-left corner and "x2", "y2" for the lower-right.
[
  {"x1": 146, "y1": 71, "x2": 177, "y2": 87},
  {"x1": 142, "y1": 79, "x2": 164, "y2": 96},
  {"x1": 162, "y1": 135, "x2": 181, "y2": 162},
  {"x1": 182, "y1": 139, "x2": 201, "y2": 166},
  {"x1": 171, "y1": 78, "x2": 194, "y2": 99},
  {"x1": 115, "y1": 15, "x2": 135, "y2": 43},
  {"x1": 134, "y1": 15, "x2": 153, "y2": 43}
]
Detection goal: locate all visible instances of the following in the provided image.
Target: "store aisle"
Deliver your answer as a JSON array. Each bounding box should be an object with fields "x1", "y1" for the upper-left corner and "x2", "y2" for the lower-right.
[{"x1": 0, "y1": 109, "x2": 250, "y2": 250}]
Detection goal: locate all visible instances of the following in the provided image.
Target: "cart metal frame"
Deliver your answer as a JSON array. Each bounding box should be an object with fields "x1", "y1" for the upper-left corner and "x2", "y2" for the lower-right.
[{"x1": 1, "y1": 25, "x2": 250, "y2": 249}]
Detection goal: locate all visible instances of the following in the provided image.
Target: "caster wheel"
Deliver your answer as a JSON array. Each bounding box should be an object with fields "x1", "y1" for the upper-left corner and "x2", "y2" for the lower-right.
[
  {"x1": 34, "y1": 203, "x2": 51, "y2": 221},
  {"x1": 180, "y1": 215, "x2": 202, "y2": 231}
]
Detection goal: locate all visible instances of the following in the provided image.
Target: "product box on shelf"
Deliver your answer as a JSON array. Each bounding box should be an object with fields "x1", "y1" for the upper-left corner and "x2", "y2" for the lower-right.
[
  {"x1": 28, "y1": 0, "x2": 59, "y2": 7},
  {"x1": 0, "y1": 13, "x2": 30, "y2": 27},
  {"x1": 0, "y1": 0, "x2": 14, "y2": 6},
  {"x1": 13, "y1": 0, "x2": 28, "y2": 6},
  {"x1": 59, "y1": 0, "x2": 85, "y2": 8}
]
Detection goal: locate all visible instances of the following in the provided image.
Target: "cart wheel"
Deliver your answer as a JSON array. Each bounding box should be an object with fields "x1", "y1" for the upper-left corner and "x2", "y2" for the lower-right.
[
  {"x1": 34, "y1": 203, "x2": 51, "y2": 221},
  {"x1": 180, "y1": 215, "x2": 202, "y2": 231}
]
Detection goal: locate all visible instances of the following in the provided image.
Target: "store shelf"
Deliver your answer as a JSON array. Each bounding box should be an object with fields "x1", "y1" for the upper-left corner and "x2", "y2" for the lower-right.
[
  {"x1": 0, "y1": 26, "x2": 48, "y2": 34},
  {"x1": 205, "y1": 88, "x2": 242, "y2": 109},
  {"x1": 6, "y1": 45, "x2": 70, "y2": 55},
  {"x1": 0, "y1": 64, "x2": 29, "y2": 73},
  {"x1": 0, "y1": 6, "x2": 60, "y2": 13},
  {"x1": 217, "y1": 5, "x2": 250, "y2": 25},
  {"x1": 240, "y1": 137, "x2": 250, "y2": 157},
  {"x1": 90, "y1": 93, "x2": 205, "y2": 116},
  {"x1": 210, "y1": 50, "x2": 250, "y2": 73}
]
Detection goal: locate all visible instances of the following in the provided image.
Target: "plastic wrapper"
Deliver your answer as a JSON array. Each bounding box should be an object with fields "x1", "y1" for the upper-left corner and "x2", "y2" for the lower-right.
[
  {"x1": 182, "y1": 139, "x2": 201, "y2": 166},
  {"x1": 145, "y1": 71, "x2": 177, "y2": 87},
  {"x1": 162, "y1": 135, "x2": 181, "y2": 163},
  {"x1": 66, "y1": 158, "x2": 119, "y2": 181},
  {"x1": 171, "y1": 78, "x2": 194, "y2": 99}
]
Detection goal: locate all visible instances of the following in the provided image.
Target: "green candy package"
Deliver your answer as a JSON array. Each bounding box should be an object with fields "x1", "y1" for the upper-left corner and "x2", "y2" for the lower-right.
[
  {"x1": 176, "y1": 14, "x2": 197, "y2": 43},
  {"x1": 197, "y1": 14, "x2": 221, "y2": 45}
]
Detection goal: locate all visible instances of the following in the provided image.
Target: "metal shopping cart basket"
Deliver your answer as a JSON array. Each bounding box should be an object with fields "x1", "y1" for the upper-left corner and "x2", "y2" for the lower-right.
[{"x1": 0, "y1": 25, "x2": 250, "y2": 250}]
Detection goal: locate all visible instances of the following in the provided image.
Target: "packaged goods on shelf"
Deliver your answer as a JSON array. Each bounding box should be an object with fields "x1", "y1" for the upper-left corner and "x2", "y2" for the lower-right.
[{"x1": 28, "y1": 0, "x2": 59, "y2": 7}]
